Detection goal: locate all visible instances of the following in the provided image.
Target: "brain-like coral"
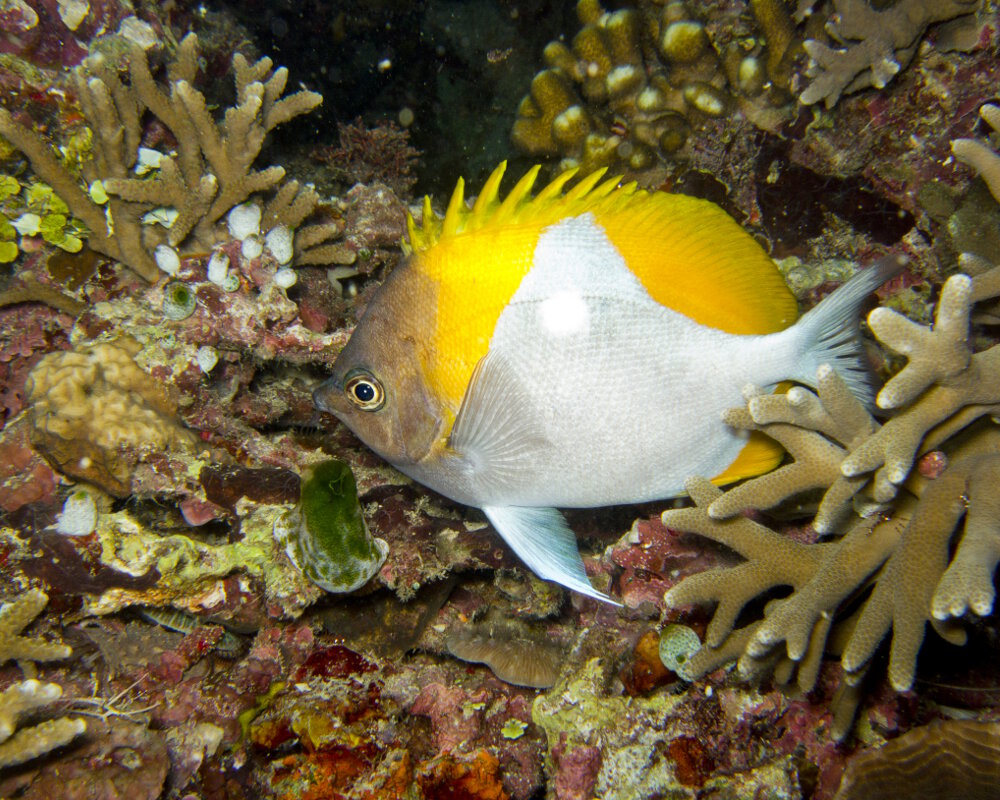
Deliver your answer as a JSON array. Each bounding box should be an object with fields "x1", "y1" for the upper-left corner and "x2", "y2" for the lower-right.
[{"x1": 25, "y1": 339, "x2": 195, "y2": 496}]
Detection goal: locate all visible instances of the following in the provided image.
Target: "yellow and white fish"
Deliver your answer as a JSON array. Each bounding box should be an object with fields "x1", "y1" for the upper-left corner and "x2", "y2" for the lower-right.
[{"x1": 314, "y1": 163, "x2": 897, "y2": 604}]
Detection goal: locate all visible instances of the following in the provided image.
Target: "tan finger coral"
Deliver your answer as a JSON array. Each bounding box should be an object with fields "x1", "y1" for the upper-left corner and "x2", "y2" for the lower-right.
[
  {"x1": 0, "y1": 33, "x2": 341, "y2": 280},
  {"x1": 0, "y1": 680, "x2": 86, "y2": 769},
  {"x1": 0, "y1": 589, "x2": 72, "y2": 667},
  {"x1": 952, "y1": 104, "x2": 1000, "y2": 204},
  {"x1": 664, "y1": 258, "x2": 1000, "y2": 737},
  {"x1": 0, "y1": 591, "x2": 85, "y2": 770},
  {"x1": 25, "y1": 339, "x2": 195, "y2": 496}
]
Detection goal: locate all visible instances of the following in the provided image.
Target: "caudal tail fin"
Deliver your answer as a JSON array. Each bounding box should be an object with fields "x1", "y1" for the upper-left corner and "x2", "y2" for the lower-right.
[{"x1": 791, "y1": 255, "x2": 906, "y2": 405}]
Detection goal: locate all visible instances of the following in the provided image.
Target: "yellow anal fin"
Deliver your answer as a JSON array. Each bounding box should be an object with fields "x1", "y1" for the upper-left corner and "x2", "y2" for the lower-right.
[{"x1": 710, "y1": 431, "x2": 785, "y2": 487}]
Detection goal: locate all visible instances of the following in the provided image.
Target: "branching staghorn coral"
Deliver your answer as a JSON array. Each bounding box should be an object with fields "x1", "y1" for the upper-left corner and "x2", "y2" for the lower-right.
[
  {"x1": 799, "y1": 0, "x2": 982, "y2": 108},
  {"x1": 664, "y1": 261, "x2": 1000, "y2": 738},
  {"x1": 0, "y1": 33, "x2": 343, "y2": 280}
]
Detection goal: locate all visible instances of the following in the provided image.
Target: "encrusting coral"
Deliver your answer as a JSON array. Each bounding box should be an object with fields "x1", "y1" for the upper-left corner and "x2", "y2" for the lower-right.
[
  {"x1": 0, "y1": 590, "x2": 85, "y2": 769},
  {"x1": 446, "y1": 619, "x2": 563, "y2": 689},
  {"x1": 0, "y1": 33, "x2": 344, "y2": 281},
  {"x1": 663, "y1": 258, "x2": 1000, "y2": 738},
  {"x1": 24, "y1": 338, "x2": 195, "y2": 496},
  {"x1": 798, "y1": 0, "x2": 982, "y2": 108},
  {"x1": 833, "y1": 718, "x2": 1000, "y2": 800}
]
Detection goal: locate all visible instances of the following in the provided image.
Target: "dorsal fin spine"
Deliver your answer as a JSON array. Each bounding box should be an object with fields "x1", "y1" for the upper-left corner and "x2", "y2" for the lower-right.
[
  {"x1": 533, "y1": 167, "x2": 578, "y2": 204},
  {"x1": 472, "y1": 161, "x2": 507, "y2": 216},
  {"x1": 408, "y1": 165, "x2": 657, "y2": 253},
  {"x1": 563, "y1": 168, "x2": 609, "y2": 202},
  {"x1": 442, "y1": 176, "x2": 466, "y2": 239}
]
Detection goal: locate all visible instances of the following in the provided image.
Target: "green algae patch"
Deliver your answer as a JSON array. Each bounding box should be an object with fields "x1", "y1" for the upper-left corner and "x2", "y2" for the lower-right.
[
  {"x1": 88, "y1": 500, "x2": 321, "y2": 618},
  {"x1": 239, "y1": 681, "x2": 287, "y2": 741},
  {"x1": 274, "y1": 460, "x2": 388, "y2": 594}
]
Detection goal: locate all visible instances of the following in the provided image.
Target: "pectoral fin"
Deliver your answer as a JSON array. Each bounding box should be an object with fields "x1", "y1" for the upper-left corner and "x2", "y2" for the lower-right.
[
  {"x1": 482, "y1": 505, "x2": 620, "y2": 605},
  {"x1": 448, "y1": 350, "x2": 548, "y2": 493}
]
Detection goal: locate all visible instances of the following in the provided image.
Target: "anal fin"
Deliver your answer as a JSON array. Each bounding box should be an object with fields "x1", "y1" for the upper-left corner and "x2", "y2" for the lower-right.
[
  {"x1": 482, "y1": 505, "x2": 620, "y2": 606},
  {"x1": 710, "y1": 430, "x2": 784, "y2": 486}
]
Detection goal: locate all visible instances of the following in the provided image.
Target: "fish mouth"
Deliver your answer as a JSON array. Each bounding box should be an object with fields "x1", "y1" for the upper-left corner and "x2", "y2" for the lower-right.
[{"x1": 312, "y1": 377, "x2": 343, "y2": 415}]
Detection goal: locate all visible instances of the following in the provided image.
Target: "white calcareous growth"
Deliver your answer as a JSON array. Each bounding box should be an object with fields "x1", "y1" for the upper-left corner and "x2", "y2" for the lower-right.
[
  {"x1": 241, "y1": 236, "x2": 263, "y2": 260},
  {"x1": 273, "y1": 267, "x2": 297, "y2": 289},
  {"x1": 55, "y1": 488, "x2": 98, "y2": 536},
  {"x1": 118, "y1": 15, "x2": 159, "y2": 49},
  {"x1": 154, "y1": 244, "x2": 181, "y2": 275},
  {"x1": 134, "y1": 147, "x2": 163, "y2": 176},
  {"x1": 265, "y1": 225, "x2": 294, "y2": 265},
  {"x1": 206, "y1": 250, "x2": 231, "y2": 285},
  {"x1": 227, "y1": 202, "x2": 262, "y2": 241},
  {"x1": 195, "y1": 345, "x2": 219, "y2": 373},
  {"x1": 56, "y1": 0, "x2": 89, "y2": 31}
]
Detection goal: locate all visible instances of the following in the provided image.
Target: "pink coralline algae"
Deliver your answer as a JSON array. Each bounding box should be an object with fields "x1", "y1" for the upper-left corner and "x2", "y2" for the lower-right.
[
  {"x1": 410, "y1": 682, "x2": 490, "y2": 753},
  {"x1": 0, "y1": 0, "x2": 160, "y2": 69},
  {"x1": 0, "y1": 304, "x2": 73, "y2": 424},
  {"x1": 551, "y1": 740, "x2": 602, "y2": 800}
]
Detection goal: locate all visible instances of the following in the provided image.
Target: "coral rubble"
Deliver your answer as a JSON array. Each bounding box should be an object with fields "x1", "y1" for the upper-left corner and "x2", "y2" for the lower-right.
[
  {"x1": 0, "y1": 32, "x2": 343, "y2": 281},
  {"x1": 664, "y1": 260, "x2": 1000, "y2": 737}
]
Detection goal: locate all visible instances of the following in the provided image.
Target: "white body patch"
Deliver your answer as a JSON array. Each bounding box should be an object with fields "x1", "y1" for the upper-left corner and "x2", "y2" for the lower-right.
[
  {"x1": 538, "y1": 290, "x2": 589, "y2": 336},
  {"x1": 467, "y1": 213, "x2": 802, "y2": 507}
]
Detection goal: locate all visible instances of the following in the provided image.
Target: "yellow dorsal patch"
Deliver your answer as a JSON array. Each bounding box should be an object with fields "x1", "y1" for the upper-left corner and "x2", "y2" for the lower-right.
[
  {"x1": 591, "y1": 195, "x2": 798, "y2": 334},
  {"x1": 406, "y1": 162, "x2": 799, "y2": 409}
]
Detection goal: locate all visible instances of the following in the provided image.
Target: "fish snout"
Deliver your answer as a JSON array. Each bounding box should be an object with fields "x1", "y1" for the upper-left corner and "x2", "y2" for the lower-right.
[{"x1": 312, "y1": 378, "x2": 343, "y2": 415}]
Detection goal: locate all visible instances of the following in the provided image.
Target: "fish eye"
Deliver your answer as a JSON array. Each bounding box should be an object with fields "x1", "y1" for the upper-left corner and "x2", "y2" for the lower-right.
[{"x1": 344, "y1": 370, "x2": 385, "y2": 411}]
